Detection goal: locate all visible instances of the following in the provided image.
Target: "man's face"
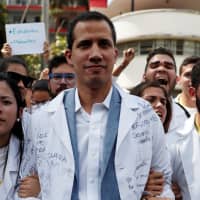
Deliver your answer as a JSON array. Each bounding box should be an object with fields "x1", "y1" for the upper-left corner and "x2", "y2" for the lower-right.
[
  {"x1": 178, "y1": 64, "x2": 194, "y2": 97},
  {"x1": 142, "y1": 87, "x2": 167, "y2": 124},
  {"x1": 31, "y1": 90, "x2": 51, "y2": 105},
  {"x1": 143, "y1": 54, "x2": 177, "y2": 95},
  {"x1": 66, "y1": 20, "x2": 118, "y2": 90},
  {"x1": 49, "y1": 63, "x2": 76, "y2": 97}
]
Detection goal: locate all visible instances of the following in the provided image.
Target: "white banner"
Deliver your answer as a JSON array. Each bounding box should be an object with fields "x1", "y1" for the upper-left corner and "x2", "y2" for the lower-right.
[{"x1": 6, "y1": 22, "x2": 46, "y2": 55}]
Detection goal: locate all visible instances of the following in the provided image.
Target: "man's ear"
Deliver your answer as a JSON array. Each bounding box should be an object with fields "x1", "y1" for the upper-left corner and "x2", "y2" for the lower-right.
[
  {"x1": 189, "y1": 86, "x2": 196, "y2": 97},
  {"x1": 142, "y1": 73, "x2": 146, "y2": 81},
  {"x1": 114, "y1": 48, "x2": 118, "y2": 60},
  {"x1": 65, "y1": 49, "x2": 73, "y2": 65}
]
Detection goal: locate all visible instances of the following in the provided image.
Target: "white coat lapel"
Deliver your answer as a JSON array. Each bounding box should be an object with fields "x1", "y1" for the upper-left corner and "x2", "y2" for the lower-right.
[
  {"x1": 178, "y1": 115, "x2": 195, "y2": 186},
  {"x1": 179, "y1": 126, "x2": 200, "y2": 198},
  {"x1": 116, "y1": 95, "x2": 138, "y2": 152},
  {"x1": 47, "y1": 92, "x2": 73, "y2": 157},
  {"x1": 3, "y1": 136, "x2": 20, "y2": 198}
]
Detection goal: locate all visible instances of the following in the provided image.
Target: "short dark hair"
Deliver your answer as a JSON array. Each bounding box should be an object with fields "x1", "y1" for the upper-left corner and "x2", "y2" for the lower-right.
[
  {"x1": 48, "y1": 54, "x2": 69, "y2": 73},
  {"x1": 191, "y1": 61, "x2": 200, "y2": 89},
  {"x1": 145, "y1": 47, "x2": 176, "y2": 72},
  {"x1": 179, "y1": 56, "x2": 200, "y2": 75},
  {"x1": 0, "y1": 56, "x2": 28, "y2": 73},
  {"x1": 67, "y1": 11, "x2": 116, "y2": 49},
  {"x1": 32, "y1": 79, "x2": 50, "y2": 93},
  {"x1": 130, "y1": 81, "x2": 172, "y2": 133}
]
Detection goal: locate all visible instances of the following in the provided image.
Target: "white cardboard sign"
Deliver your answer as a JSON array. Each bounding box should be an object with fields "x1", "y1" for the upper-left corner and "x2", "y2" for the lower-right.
[{"x1": 6, "y1": 22, "x2": 46, "y2": 55}]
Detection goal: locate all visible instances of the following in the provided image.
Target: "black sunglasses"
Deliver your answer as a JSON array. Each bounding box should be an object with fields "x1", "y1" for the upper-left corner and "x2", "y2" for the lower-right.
[{"x1": 6, "y1": 71, "x2": 34, "y2": 88}]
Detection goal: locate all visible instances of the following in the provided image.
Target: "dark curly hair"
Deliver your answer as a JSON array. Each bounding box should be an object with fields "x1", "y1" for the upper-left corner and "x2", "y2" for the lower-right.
[
  {"x1": 0, "y1": 72, "x2": 24, "y2": 180},
  {"x1": 130, "y1": 81, "x2": 172, "y2": 133}
]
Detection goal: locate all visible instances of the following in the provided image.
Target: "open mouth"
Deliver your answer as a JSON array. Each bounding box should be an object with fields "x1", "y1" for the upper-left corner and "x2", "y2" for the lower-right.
[
  {"x1": 157, "y1": 79, "x2": 168, "y2": 85},
  {"x1": 155, "y1": 111, "x2": 164, "y2": 121},
  {"x1": 156, "y1": 111, "x2": 163, "y2": 118}
]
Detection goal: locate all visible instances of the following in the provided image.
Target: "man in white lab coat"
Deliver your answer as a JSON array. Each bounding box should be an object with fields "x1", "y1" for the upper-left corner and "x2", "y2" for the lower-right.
[
  {"x1": 20, "y1": 11, "x2": 174, "y2": 200},
  {"x1": 143, "y1": 47, "x2": 188, "y2": 136},
  {"x1": 170, "y1": 61, "x2": 200, "y2": 200}
]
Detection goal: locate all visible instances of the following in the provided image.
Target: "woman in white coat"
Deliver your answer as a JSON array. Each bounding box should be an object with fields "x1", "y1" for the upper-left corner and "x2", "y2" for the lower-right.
[
  {"x1": 131, "y1": 81, "x2": 183, "y2": 199},
  {"x1": 0, "y1": 73, "x2": 40, "y2": 200}
]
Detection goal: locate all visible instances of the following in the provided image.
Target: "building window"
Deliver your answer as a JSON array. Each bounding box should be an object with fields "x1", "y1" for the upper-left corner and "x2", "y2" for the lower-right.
[
  {"x1": 31, "y1": 0, "x2": 41, "y2": 4},
  {"x1": 12, "y1": 15, "x2": 21, "y2": 23},
  {"x1": 176, "y1": 40, "x2": 183, "y2": 55},
  {"x1": 140, "y1": 40, "x2": 153, "y2": 54},
  {"x1": 164, "y1": 40, "x2": 176, "y2": 52},
  {"x1": 35, "y1": 16, "x2": 40, "y2": 22},
  {"x1": 117, "y1": 42, "x2": 138, "y2": 57},
  {"x1": 16, "y1": 0, "x2": 26, "y2": 5},
  {"x1": 194, "y1": 43, "x2": 200, "y2": 56},
  {"x1": 118, "y1": 39, "x2": 200, "y2": 57},
  {"x1": 183, "y1": 41, "x2": 195, "y2": 55},
  {"x1": 155, "y1": 40, "x2": 165, "y2": 48}
]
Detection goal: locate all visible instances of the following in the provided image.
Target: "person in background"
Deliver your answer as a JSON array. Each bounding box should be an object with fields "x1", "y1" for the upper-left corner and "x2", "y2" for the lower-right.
[
  {"x1": 112, "y1": 47, "x2": 135, "y2": 77},
  {"x1": 0, "y1": 73, "x2": 40, "y2": 200},
  {"x1": 39, "y1": 68, "x2": 49, "y2": 80},
  {"x1": 175, "y1": 56, "x2": 200, "y2": 116},
  {"x1": 0, "y1": 41, "x2": 50, "y2": 103},
  {"x1": 130, "y1": 81, "x2": 183, "y2": 199},
  {"x1": 20, "y1": 11, "x2": 174, "y2": 200},
  {"x1": 47, "y1": 54, "x2": 76, "y2": 97},
  {"x1": 1, "y1": 42, "x2": 50, "y2": 63},
  {"x1": 168, "y1": 61, "x2": 200, "y2": 200},
  {"x1": 0, "y1": 56, "x2": 34, "y2": 107},
  {"x1": 1, "y1": 43, "x2": 12, "y2": 58},
  {"x1": 143, "y1": 47, "x2": 188, "y2": 137},
  {"x1": 31, "y1": 79, "x2": 51, "y2": 105},
  {"x1": 130, "y1": 81, "x2": 172, "y2": 133}
]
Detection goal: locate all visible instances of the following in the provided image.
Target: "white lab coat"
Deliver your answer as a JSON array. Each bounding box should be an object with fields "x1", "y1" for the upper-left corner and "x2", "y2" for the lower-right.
[
  {"x1": 166, "y1": 99, "x2": 189, "y2": 146},
  {"x1": 20, "y1": 87, "x2": 174, "y2": 200},
  {"x1": 0, "y1": 134, "x2": 39, "y2": 200},
  {"x1": 167, "y1": 99, "x2": 188, "y2": 135},
  {"x1": 0, "y1": 135, "x2": 20, "y2": 200},
  {"x1": 169, "y1": 114, "x2": 200, "y2": 200}
]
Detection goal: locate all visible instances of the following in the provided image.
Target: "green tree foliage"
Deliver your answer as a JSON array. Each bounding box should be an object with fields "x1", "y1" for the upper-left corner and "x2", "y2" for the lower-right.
[
  {"x1": 50, "y1": 34, "x2": 67, "y2": 56},
  {"x1": 22, "y1": 54, "x2": 42, "y2": 78}
]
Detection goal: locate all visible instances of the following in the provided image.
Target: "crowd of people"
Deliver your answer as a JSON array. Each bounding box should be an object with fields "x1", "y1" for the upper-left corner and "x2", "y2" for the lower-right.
[{"x1": 0, "y1": 10, "x2": 200, "y2": 200}]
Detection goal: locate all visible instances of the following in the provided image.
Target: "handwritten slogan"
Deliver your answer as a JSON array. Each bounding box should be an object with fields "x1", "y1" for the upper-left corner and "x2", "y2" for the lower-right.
[{"x1": 6, "y1": 22, "x2": 46, "y2": 55}]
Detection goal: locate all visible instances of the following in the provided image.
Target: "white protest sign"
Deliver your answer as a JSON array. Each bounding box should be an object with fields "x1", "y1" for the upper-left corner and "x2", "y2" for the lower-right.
[{"x1": 6, "y1": 22, "x2": 46, "y2": 55}]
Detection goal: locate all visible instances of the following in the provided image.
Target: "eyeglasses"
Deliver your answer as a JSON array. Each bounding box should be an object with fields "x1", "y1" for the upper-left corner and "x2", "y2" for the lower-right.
[
  {"x1": 49, "y1": 73, "x2": 75, "y2": 82},
  {"x1": 7, "y1": 71, "x2": 34, "y2": 88},
  {"x1": 149, "y1": 61, "x2": 175, "y2": 70}
]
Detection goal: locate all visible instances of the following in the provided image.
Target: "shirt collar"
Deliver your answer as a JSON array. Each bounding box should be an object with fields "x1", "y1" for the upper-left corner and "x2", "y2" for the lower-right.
[{"x1": 75, "y1": 87, "x2": 113, "y2": 112}]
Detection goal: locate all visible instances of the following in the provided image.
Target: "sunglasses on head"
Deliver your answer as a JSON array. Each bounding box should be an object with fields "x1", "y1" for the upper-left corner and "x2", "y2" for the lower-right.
[{"x1": 6, "y1": 71, "x2": 34, "y2": 88}]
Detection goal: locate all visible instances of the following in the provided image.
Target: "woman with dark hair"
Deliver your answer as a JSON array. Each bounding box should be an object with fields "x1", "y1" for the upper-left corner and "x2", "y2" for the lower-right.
[
  {"x1": 0, "y1": 73, "x2": 40, "y2": 199},
  {"x1": 131, "y1": 81, "x2": 181, "y2": 199},
  {"x1": 130, "y1": 81, "x2": 172, "y2": 132}
]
